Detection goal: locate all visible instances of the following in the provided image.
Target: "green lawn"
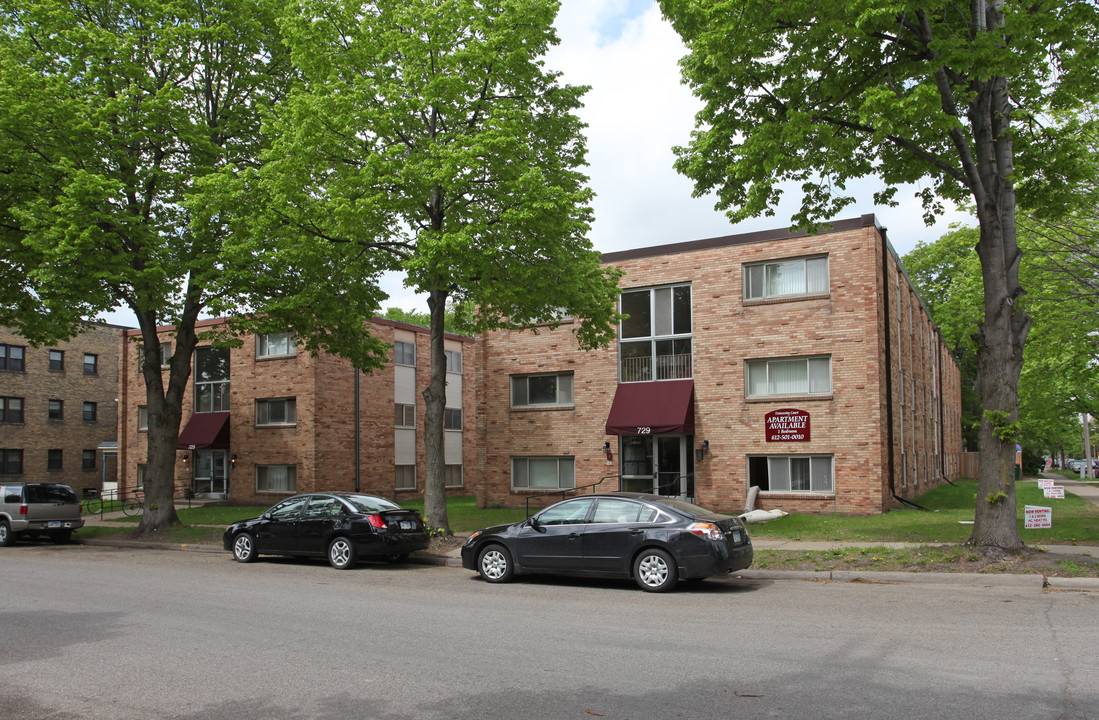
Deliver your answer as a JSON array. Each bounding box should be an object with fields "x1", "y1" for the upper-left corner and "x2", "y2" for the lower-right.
[
  {"x1": 77, "y1": 480, "x2": 1099, "y2": 549},
  {"x1": 744, "y1": 478, "x2": 1099, "y2": 544}
]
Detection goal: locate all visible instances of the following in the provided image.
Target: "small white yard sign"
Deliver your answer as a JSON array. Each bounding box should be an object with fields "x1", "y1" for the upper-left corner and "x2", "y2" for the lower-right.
[
  {"x1": 1024, "y1": 505, "x2": 1052, "y2": 529},
  {"x1": 1038, "y1": 479, "x2": 1055, "y2": 489},
  {"x1": 1043, "y1": 486, "x2": 1065, "y2": 499}
]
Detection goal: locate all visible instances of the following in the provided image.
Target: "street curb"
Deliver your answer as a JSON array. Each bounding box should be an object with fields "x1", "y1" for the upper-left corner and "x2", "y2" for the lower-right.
[{"x1": 76, "y1": 537, "x2": 1099, "y2": 589}]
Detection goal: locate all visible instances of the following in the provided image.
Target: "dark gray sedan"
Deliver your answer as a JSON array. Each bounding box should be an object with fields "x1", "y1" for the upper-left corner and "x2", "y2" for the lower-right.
[
  {"x1": 223, "y1": 492, "x2": 429, "y2": 569},
  {"x1": 461, "y1": 492, "x2": 753, "y2": 592}
]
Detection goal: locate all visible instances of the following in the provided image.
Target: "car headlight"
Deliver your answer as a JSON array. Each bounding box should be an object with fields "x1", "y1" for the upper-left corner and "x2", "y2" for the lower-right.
[
  {"x1": 466, "y1": 531, "x2": 482, "y2": 544},
  {"x1": 687, "y1": 522, "x2": 724, "y2": 541}
]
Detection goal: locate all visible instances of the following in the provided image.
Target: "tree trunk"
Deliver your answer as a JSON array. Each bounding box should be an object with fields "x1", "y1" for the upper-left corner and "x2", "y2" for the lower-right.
[
  {"x1": 965, "y1": 39, "x2": 1030, "y2": 551},
  {"x1": 422, "y1": 289, "x2": 451, "y2": 534}
]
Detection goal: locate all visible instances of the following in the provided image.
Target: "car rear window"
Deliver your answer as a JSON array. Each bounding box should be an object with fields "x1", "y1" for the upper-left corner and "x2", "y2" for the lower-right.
[
  {"x1": 342, "y1": 494, "x2": 401, "y2": 513},
  {"x1": 653, "y1": 496, "x2": 722, "y2": 518},
  {"x1": 24, "y1": 484, "x2": 78, "y2": 504}
]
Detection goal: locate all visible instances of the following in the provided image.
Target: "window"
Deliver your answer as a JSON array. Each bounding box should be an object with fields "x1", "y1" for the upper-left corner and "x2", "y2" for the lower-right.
[
  {"x1": 395, "y1": 403, "x2": 416, "y2": 428},
  {"x1": 257, "y1": 332, "x2": 296, "y2": 358},
  {"x1": 511, "y1": 457, "x2": 575, "y2": 490},
  {"x1": 445, "y1": 349, "x2": 463, "y2": 374},
  {"x1": 139, "y1": 341, "x2": 172, "y2": 369},
  {"x1": 746, "y1": 356, "x2": 831, "y2": 397},
  {"x1": 0, "y1": 449, "x2": 23, "y2": 475},
  {"x1": 303, "y1": 496, "x2": 344, "y2": 518},
  {"x1": 1, "y1": 397, "x2": 23, "y2": 423},
  {"x1": 48, "y1": 399, "x2": 63, "y2": 420},
  {"x1": 83, "y1": 353, "x2": 98, "y2": 374},
  {"x1": 619, "y1": 284, "x2": 692, "y2": 382},
  {"x1": 49, "y1": 349, "x2": 64, "y2": 371},
  {"x1": 47, "y1": 449, "x2": 63, "y2": 471},
  {"x1": 533, "y1": 497, "x2": 593, "y2": 525},
  {"x1": 744, "y1": 256, "x2": 828, "y2": 301},
  {"x1": 0, "y1": 344, "x2": 25, "y2": 372},
  {"x1": 82, "y1": 450, "x2": 96, "y2": 471},
  {"x1": 267, "y1": 495, "x2": 308, "y2": 518},
  {"x1": 748, "y1": 455, "x2": 834, "y2": 493},
  {"x1": 445, "y1": 464, "x2": 463, "y2": 488},
  {"x1": 256, "y1": 398, "x2": 296, "y2": 426},
  {"x1": 444, "y1": 408, "x2": 463, "y2": 430},
  {"x1": 194, "y1": 347, "x2": 230, "y2": 412},
  {"x1": 510, "y1": 373, "x2": 574, "y2": 408},
  {"x1": 256, "y1": 465, "x2": 297, "y2": 493},
  {"x1": 395, "y1": 465, "x2": 416, "y2": 491},
  {"x1": 82, "y1": 401, "x2": 97, "y2": 422},
  {"x1": 394, "y1": 340, "x2": 415, "y2": 366},
  {"x1": 137, "y1": 406, "x2": 148, "y2": 431}
]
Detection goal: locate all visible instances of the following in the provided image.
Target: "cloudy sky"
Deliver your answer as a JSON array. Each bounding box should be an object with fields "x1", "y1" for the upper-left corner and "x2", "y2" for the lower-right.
[{"x1": 100, "y1": 0, "x2": 972, "y2": 325}]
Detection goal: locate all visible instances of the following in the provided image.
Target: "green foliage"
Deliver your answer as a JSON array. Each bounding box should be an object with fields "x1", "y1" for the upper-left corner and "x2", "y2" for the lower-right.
[{"x1": 1020, "y1": 447, "x2": 1044, "y2": 476}]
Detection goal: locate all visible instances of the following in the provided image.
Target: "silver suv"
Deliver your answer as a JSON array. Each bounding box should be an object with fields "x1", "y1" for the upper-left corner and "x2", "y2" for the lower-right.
[{"x1": 0, "y1": 482, "x2": 85, "y2": 545}]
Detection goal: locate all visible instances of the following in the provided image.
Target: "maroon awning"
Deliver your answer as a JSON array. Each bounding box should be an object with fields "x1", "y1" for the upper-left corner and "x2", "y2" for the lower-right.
[
  {"x1": 605, "y1": 380, "x2": 695, "y2": 435},
  {"x1": 176, "y1": 411, "x2": 231, "y2": 450}
]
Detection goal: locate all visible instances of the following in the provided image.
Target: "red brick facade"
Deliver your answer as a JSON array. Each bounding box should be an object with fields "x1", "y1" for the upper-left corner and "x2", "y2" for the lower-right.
[
  {"x1": 477, "y1": 215, "x2": 961, "y2": 515},
  {"x1": 112, "y1": 215, "x2": 960, "y2": 516}
]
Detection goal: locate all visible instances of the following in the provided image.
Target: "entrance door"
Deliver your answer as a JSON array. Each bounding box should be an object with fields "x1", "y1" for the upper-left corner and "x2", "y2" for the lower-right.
[
  {"x1": 619, "y1": 434, "x2": 693, "y2": 500},
  {"x1": 194, "y1": 449, "x2": 228, "y2": 498}
]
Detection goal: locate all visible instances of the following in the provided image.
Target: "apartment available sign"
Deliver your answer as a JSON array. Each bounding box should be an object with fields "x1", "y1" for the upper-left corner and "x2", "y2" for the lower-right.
[{"x1": 765, "y1": 408, "x2": 811, "y2": 442}]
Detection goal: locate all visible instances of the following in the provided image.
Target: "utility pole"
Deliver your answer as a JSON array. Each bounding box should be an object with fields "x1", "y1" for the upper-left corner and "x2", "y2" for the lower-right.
[{"x1": 1082, "y1": 413, "x2": 1094, "y2": 480}]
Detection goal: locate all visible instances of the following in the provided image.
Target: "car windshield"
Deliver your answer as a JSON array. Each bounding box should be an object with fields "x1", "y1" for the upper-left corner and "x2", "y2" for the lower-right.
[
  {"x1": 342, "y1": 494, "x2": 401, "y2": 513},
  {"x1": 651, "y1": 496, "x2": 724, "y2": 518},
  {"x1": 24, "y1": 484, "x2": 77, "y2": 504}
]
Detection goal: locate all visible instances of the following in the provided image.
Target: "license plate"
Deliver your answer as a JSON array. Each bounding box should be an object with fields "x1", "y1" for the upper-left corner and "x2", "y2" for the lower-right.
[
  {"x1": 48, "y1": 521, "x2": 61, "y2": 528},
  {"x1": 732, "y1": 531, "x2": 742, "y2": 543},
  {"x1": 399, "y1": 520, "x2": 416, "y2": 530}
]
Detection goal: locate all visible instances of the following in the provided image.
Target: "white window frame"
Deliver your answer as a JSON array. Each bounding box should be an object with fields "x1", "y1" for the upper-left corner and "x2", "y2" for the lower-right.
[
  {"x1": 744, "y1": 255, "x2": 829, "y2": 301},
  {"x1": 137, "y1": 406, "x2": 148, "y2": 431},
  {"x1": 444, "y1": 464, "x2": 464, "y2": 488},
  {"x1": 510, "y1": 372, "x2": 574, "y2": 408},
  {"x1": 618, "y1": 283, "x2": 693, "y2": 383},
  {"x1": 395, "y1": 403, "x2": 416, "y2": 428},
  {"x1": 194, "y1": 347, "x2": 230, "y2": 413},
  {"x1": 256, "y1": 398, "x2": 296, "y2": 427},
  {"x1": 445, "y1": 349, "x2": 462, "y2": 374},
  {"x1": 748, "y1": 455, "x2": 834, "y2": 494},
  {"x1": 511, "y1": 456, "x2": 576, "y2": 490},
  {"x1": 394, "y1": 340, "x2": 415, "y2": 366},
  {"x1": 746, "y1": 356, "x2": 832, "y2": 398},
  {"x1": 444, "y1": 408, "x2": 463, "y2": 430},
  {"x1": 257, "y1": 332, "x2": 296, "y2": 358},
  {"x1": 395, "y1": 464, "x2": 416, "y2": 491},
  {"x1": 256, "y1": 464, "x2": 297, "y2": 493}
]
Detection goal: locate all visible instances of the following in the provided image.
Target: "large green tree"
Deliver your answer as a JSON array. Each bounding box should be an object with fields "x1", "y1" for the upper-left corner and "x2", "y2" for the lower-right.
[
  {"x1": 659, "y1": 0, "x2": 1099, "y2": 551},
  {"x1": 245, "y1": 0, "x2": 623, "y2": 532},
  {"x1": 0, "y1": 0, "x2": 392, "y2": 534}
]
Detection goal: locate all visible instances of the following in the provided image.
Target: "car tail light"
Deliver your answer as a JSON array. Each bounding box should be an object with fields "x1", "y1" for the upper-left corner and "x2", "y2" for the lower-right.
[
  {"x1": 366, "y1": 514, "x2": 387, "y2": 529},
  {"x1": 20, "y1": 504, "x2": 28, "y2": 516},
  {"x1": 687, "y1": 522, "x2": 724, "y2": 540}
]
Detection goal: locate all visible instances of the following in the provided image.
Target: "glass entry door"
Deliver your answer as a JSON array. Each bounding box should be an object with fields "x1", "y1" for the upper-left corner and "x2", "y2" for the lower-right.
[
  {"x1": 619, "y1": 434, "x2": 694, "y2": 500},
  {"x1": 194, "y1": 449, "x2": 228, "y2": 498}
]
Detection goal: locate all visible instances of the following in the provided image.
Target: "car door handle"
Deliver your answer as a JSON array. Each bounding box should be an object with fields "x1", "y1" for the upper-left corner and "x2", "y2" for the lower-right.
[
  {"x1": 629, "y1": 529, "x2": 644, "y2": 535},
  {"x1": 568, "y1": 533, "x2": 581, "y2": 539}
]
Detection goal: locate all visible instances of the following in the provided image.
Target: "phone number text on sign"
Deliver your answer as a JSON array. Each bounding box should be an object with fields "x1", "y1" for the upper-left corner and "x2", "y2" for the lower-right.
[{"x1": 765, "y1": 409, "x2": 811, "y2": 442}]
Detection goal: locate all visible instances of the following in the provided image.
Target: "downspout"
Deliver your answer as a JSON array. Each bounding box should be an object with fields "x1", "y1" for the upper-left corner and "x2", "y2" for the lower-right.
[
  {"x1": 881, "y1": 229, "x2": 897, "y2": 502},
  {"x1": 937, "y1": 338, "x2": 952, "y2": 484},
  {"x1": 354, "y1": 367, "x2": 361, "y2": 492}
]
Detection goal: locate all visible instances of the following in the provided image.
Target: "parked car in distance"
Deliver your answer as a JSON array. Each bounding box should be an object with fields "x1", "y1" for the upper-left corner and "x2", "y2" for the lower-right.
[
  {"x1": 0, "y1": 482, "x2": 84, "y2": 546},
  {"x1": 223, "y1": 492, "x2": 430, "y2": 569},
  {"x1": 461, "y1": 492, "x2": 754, "y2": 592}
]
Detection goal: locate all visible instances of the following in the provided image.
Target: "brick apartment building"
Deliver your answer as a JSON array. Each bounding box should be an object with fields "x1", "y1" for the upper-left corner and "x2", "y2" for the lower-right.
[
  {"x1": 118, "y1": 318, "x2": 477, "y2": 505},
  {"x1": 113, "y1": 214, "x2": 960, "y2": 516},
  {"x1": 475, "y1": 214, "x2": 961, "y2": 515},
  {"x1": 0, "y1": 323, "x2": 123, "y2": 494}
]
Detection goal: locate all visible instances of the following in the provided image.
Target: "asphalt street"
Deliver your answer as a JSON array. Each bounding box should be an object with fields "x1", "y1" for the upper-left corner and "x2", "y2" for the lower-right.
[{"x1": 2, "y1": 544, "x2": 1097, "y2": 720}]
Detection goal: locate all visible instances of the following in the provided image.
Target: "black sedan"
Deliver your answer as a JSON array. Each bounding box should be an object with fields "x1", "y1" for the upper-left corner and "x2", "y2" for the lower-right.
[
  {"x1": 223, "y1": 492, "x2": 430, "y2": 569},
  {"x1": 461, "y1": 492, "x2": 753, "y2": 592}
]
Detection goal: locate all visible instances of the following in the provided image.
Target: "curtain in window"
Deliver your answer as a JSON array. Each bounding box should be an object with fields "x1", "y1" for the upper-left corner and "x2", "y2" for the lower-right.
[
  {"x1": 806, "y1": 257, "x2": 828, "y2": 293},
  {"x1": 791, "y1": 457, "x2": 811, "y2": 491},
  {"x1": 768, "y1": 457, "x2": 791, "y2": 491},
  {"x1": 808, "y1": 357, "x2": 831, "y2": 393},
  {"x1": 768, "y1": 359, "x2": 808, "y2": 394},
  {"x1": 811, "y1": 457, "x2": 833, "y2": 492},
  {"x1": 766, "y1": 260, "x2": 804, "y2": 297}
]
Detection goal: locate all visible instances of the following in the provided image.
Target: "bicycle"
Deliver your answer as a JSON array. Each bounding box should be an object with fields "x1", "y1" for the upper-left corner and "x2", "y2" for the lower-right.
[
  {"x1": 84, "y1": 497, "x2": 103, "y2": 515},
  {"x1": 122, "y1": 491, "x2": 144, "y2": 516}
]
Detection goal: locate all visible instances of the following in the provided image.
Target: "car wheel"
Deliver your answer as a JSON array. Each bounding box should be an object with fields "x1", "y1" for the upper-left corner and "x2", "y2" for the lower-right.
[
  {"x1": 477, "y1": 544, "x2": 514, "y2": 583},
  {"x1": 633, "y1": 548, "x2": 678, "y2": 592},
  {"x1": 232, "y1": 532, "x2": 259, "y2": 563},
  {"x1": 0, "y1": 519, "x2": 11, "y2": 547},
  {"x1": 328, "y1": 537, "x2": 357, "y2": 569},
  {"x1": 385, "y1": 552, "x2": 409, "y2": 563},
  {"x1": 51, "y1": 530, "x2": 73, "y2": 544}
]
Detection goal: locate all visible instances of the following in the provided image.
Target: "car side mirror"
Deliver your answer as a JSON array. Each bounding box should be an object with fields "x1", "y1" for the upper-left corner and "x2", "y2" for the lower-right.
[{"x1": 528, "y1": 515, "x2": 543, "y2": 532}]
